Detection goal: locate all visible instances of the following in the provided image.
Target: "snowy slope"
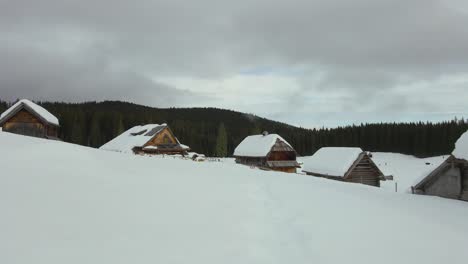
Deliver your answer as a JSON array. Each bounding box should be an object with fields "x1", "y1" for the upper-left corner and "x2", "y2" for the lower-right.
[
  {"x1": 373, "y1": 152, "x2": 450, "y2": 193},
  {"x1": 1, "y1": 132, "x2": 468, "y2": 264}
]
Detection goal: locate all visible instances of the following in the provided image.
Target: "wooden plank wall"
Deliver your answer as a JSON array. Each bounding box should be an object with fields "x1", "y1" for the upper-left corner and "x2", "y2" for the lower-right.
[
  {"x1": 5, "y1": 109, "x2": 41, "y2": 124},
  {"x1": 47, "y1": 125, "x2": 58, "y2": 137},
  {"x1": 273, "y1": 167, "x2": 296, "y2": 173},
  {"x1": 3, "y1": 110, "x2": 48, "y2": 138},
  {"x1": 461, "y1": 164, "x2": 468, "y2": 201},
  {"x1": 235, "y1": 156, "x2": 266, "y2": 167},
  {"x1": 268, "y1": 151, "x2": 296, "y2": 161},
  {"x1": 145, "y1": 128, "x2": 177, "y2": 146},
  {"x1": 347, "y1": 155, "x2": 380, "y2": 187},
  {"x1": 270, "y1": 139, "x2": 295, "y2": 152}
]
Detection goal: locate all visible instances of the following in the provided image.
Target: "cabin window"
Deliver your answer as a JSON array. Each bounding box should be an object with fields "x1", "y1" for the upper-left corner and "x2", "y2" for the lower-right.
[
  {"x1": 162, "y1": 134, "x2": 172, "y2": 144},
  {"x1": 131, "y1": 129, "x2": 147, "y2": 136}
]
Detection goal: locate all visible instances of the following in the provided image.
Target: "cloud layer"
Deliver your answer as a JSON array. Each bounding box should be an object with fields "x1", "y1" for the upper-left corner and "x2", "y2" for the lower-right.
[{"x1": 1, "y1": 0, "x2": 467, "y2": 126}]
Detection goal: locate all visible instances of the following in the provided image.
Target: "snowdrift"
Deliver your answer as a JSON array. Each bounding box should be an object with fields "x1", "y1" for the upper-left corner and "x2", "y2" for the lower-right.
[{"x1": 1, "y1": 132, "x2": 468, "y2": 264}]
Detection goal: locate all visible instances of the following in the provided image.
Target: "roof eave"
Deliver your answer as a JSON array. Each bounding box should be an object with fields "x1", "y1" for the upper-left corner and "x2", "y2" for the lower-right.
[
  {"x1": 303, "y1": 170, "x2": 343, "y2": 178},
  {"x1": 0, "y1": 102, "x2": 59, "y2": 127}
]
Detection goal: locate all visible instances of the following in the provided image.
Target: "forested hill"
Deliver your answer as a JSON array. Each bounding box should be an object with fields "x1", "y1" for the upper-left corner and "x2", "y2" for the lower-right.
[{"x1": 0, "y1": 100, "x2": 467, "y2": 157}]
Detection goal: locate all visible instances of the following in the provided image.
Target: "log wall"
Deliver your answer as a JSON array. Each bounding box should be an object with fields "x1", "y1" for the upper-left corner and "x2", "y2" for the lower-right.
[
  {"x1": 461, "y1": 164, "x2": 468, "y2": 201},
  {"x1": 236, "y1": 155, "x2": 297, "y2": 173},
  {"x1": 144, "y1": 128, "x2": 177, "y2": 146},
  {"x1": 273, "y1": 167, "x2": 296, "y2": 173},
  {"x1": 268, "y1": 151, "x2": 296, "y2": 161},
  {"x1": 47, "y1": 125, "x2": 58, "y2": 138},
  {"x1": 3, "y1": 110, "x2": 47, "y2": 138},
  {"x1": 235, "y1": 157, "x2": 266, "y2": 167},
  {"x1": 346, "y1": 155, "x2": 381, "y2": 187},
  {"x1": 424, "y1": 166, "x2": 462, "y2": 199},
  {"x1": 5, "y1": 109, "x2": 41, "y2": 123}
]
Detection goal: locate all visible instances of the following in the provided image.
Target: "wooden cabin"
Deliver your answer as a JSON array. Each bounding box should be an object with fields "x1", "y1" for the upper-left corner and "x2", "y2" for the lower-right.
[
  {"x1": 100, "y1": 123, "x2": 190, "y2": 156},
  {"x1": 412, "y1": 132, "x2": 468, "y2": 201},
  {"x1": 233, "y1": 132, "x2": 300, "y2": 173},
  {"x1": 0, "y1": 99, "x2": 59, "y2": 139},
  {"x1": 302, "y1": 147, "x2": 385, "y2": 187}
]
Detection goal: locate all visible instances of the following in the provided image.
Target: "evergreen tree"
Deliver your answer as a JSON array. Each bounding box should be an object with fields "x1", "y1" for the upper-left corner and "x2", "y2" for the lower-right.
[
  {"x1": 89, "y1": 113, "x2": 102, "y2": 147},
  {"x1": 0, "y1": 100, "x2": 7, "y2": 113},
  {"x1": 214, "y1": 122, "x2": 228, "y2": 157},
  {"x1": 0, "y1": 99, "x2": 465, "y2": 157},
  {"x1": 250, "y1": 124, "x2": 262, "y2": 135},
  {"x1": 115, "y1": 115, "x2": 125, "y2": 135},
  {"x1": 70, "y1": 113, "x2": 85, "y2": 145}
]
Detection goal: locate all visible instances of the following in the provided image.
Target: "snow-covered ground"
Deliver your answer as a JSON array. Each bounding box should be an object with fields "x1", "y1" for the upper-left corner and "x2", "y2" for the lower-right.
[
  {"x1": 1, "y1": 132, "x2": 468, "y2": 264},
  {"x1": 373, "y1": 152, "x2": 450, "y2": 193}
]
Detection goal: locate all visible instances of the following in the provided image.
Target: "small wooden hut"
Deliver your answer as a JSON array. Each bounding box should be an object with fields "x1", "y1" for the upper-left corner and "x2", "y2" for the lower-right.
[
  {"x1": 0, "y1": 99, "x2": 59, "y2": 139},
  {"x1": 100, "y1": 123, "x2": 190, "y2": 156},
  {"x1": 233, "y1": 132, "x2": 300, "y2": 173},
  {"x1": 412, "y1": 131, "x2": 468, "y2": 201},
  {"x1": 302, "y1": 147, "x2": 385, "y2": 187}
]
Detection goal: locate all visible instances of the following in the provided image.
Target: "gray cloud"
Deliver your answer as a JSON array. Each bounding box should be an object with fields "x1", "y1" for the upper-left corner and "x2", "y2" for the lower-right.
[
  {"x1": 0, "y1": 40, "x2": 206, "y2": 106},
  {"x1": 0, "y1": 0, "x2": 467, "y2": 126}
]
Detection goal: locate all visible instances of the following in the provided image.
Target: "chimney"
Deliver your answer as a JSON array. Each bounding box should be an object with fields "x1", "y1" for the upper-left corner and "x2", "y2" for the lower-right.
[{"x1": 262, "y1": 131, "x2": 269, "y2": 136}]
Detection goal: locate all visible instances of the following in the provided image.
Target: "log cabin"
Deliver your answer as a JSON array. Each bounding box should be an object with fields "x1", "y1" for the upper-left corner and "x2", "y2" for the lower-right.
[
  {"x1": 0, "y1": 99, "x2": 59, "y2": 139},
  {"x1": 302, "y1": 147, "x2": 385, "y2": 187},
  {"x1": 412, "y1": 131, "x2": 468, "y2": 201},
  {"x1": 233, "y1": 132, "x2": 300, "y2": 173},
  {"x1": 99, "y1": 124, "x2": 190, "y2": 156}
]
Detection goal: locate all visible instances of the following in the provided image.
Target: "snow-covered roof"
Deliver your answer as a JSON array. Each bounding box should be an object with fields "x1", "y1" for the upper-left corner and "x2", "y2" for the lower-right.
[
  {"x1": 233, "y1": 134, "x2": 293, "y2": 157},
  {"x1": 100, "y1": 124, "x2": 168, "y2": 153},
  {"x1": 179, "y1": 144, "x2": 190, "y2": 150},
  {"x1": 453, "y1": 131, "x2": 468, "y2": 161},
  {"x1": 302, "y1": 147, "x2": 364, "y2": 177},
  {"x1": 187, "y1": 152, "x2": 205, "y2": 159},
  {"x1": 373, "y1": 153, "x2": 450, "y2": 193},
  {"x1": 411, "y1": 155, "x2": 452, "y2": 189},
  {"x1": 143, "y1": 146, "x2": 158, "y2": 150},
  {"x1": 0, "y1": 99, "x2": 59, "y2": 126}
]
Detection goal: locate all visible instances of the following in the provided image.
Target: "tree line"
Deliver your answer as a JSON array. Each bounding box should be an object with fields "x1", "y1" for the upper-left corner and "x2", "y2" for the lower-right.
[{"x1": 0, "y1": 99, "x2": 467, "y2": 157}]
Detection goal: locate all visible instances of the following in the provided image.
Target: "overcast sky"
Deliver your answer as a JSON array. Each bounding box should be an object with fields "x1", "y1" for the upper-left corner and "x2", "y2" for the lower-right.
[{"x1": 1, "y1": 0, "x2": 467, "y2": 127}]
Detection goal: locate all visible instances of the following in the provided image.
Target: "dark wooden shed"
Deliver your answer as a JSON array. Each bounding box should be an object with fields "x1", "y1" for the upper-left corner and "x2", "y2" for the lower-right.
[
  {"x1": 412, "y1": 156, "x2": 468, "y2": 201},
  {"x1": 233, "y1": 132, "x2": 300, "y2": 173},
  {"x1": 0, "y1": 99, "x2": 59, "y2": 139},
  {"x1": 302, "y1": 147, "x2": 385, "y2": 187},
  {"x1": 412, "y1": 131, "x2": 468, "y2": 201}
]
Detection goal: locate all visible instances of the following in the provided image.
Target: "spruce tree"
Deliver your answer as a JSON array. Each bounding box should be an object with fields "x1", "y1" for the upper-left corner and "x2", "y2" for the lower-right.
[
  {"x1": 0, "y1": 100, "x2": 7, "y2": 113},
  {"x1": 70, "y1": 114, "x2": 84, "y2": 145},
  {"x1": 215, "y1": 122, "x2": 228, "y2": 157},
  {"x1": 250, "y1": 125, "x2": 262, "y2": 135},
  {"x1": 115, "y1": 115, "x2": 125, "y2": 135},
  {"x1": 89, "y1": 114, "x2": 102, "y2": 147},
  {"x1": 4, "y1": 100, "x2": 467, "y2": 157}
]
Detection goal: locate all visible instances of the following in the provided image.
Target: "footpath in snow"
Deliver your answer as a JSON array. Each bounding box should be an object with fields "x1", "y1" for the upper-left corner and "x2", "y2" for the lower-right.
[{"x1": 1, "y1": 132, "x2": 468, "y2": 264}]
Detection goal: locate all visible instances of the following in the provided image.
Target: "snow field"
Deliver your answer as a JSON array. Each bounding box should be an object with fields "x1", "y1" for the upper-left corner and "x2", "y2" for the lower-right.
[{"x1": 1, "y1": 132, "x2": 468, "y2": 264}]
